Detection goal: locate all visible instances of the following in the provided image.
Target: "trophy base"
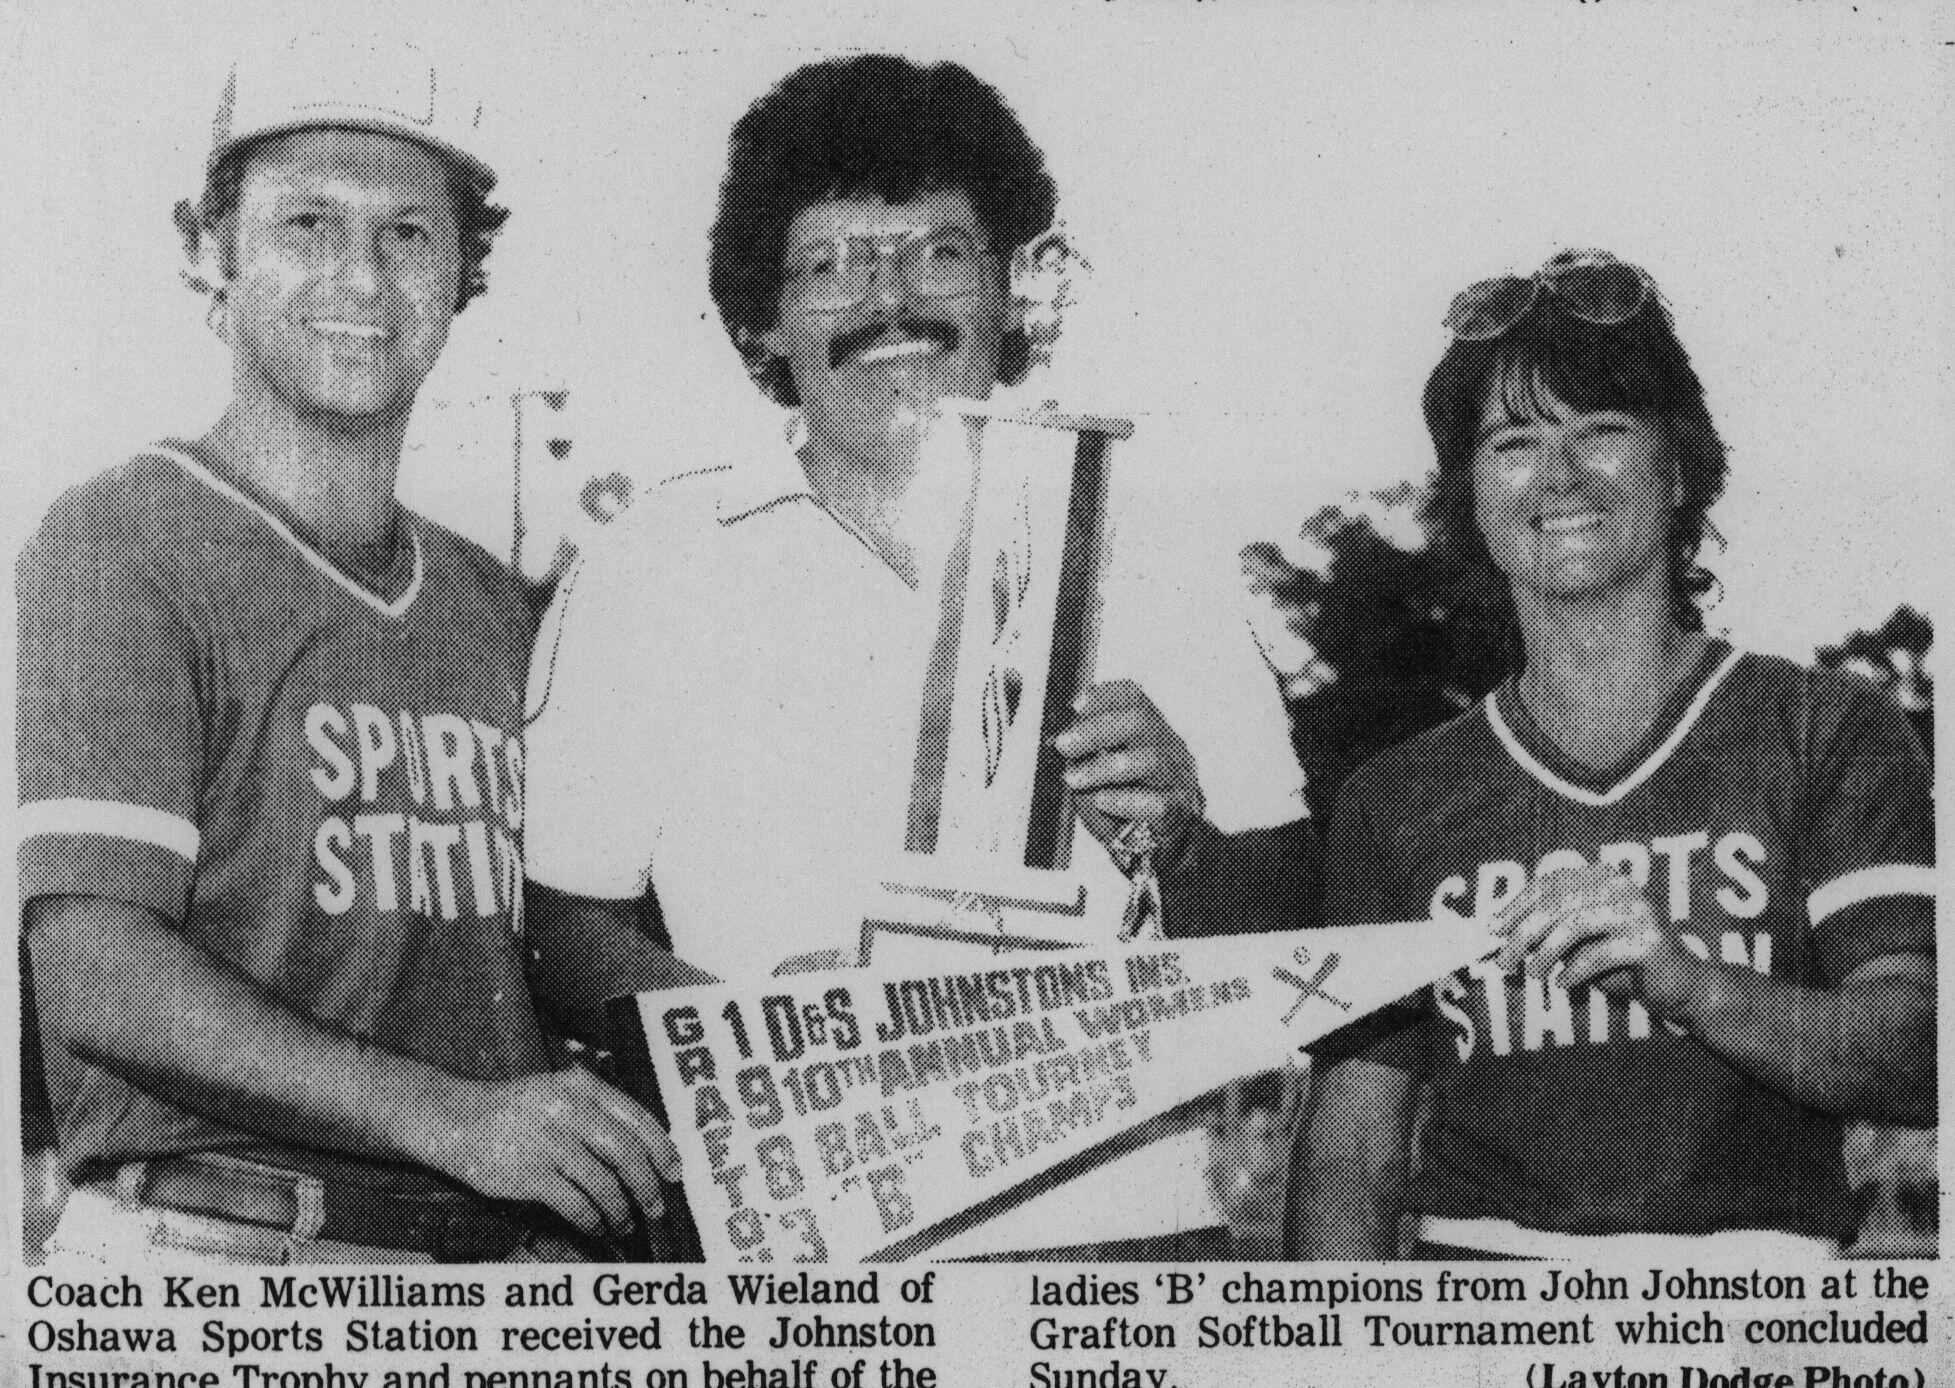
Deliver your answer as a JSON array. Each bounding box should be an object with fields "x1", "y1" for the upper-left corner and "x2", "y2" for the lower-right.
[{"x1": 860, "y1": 850, "x2": 1116, "y2": 968}]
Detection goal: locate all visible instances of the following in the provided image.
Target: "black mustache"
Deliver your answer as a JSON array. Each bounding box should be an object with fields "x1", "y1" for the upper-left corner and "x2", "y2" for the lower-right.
[{"x1": 828, "y1": 320, "x2": 960, "y2": 369}]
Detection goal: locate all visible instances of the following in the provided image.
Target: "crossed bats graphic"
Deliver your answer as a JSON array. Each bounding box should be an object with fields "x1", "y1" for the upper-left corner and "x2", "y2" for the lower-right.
[{"x1": 1274, "y1": 948, "x2": 1351, "y2": 1024}]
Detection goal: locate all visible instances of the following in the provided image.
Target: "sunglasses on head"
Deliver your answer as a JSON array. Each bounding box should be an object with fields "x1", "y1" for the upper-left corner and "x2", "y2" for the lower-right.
[{"x1": 1443, "y1": 251, "x2": 1655, "y2": 342}]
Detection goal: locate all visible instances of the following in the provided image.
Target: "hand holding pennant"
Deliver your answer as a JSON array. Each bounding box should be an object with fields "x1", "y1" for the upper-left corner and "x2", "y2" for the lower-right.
[{"x1": 635, "y1": 916, "x2": 1497, "y2": 1262}]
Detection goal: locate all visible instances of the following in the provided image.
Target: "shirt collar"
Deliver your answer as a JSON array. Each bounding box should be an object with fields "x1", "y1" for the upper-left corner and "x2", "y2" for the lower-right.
[{"x1": 715, "y1": 428, "x2": 818, "y2": 526}]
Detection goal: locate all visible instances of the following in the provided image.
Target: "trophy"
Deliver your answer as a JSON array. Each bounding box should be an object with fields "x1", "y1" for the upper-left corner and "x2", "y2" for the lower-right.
[{"x1": 862, "y1": 400, "x2": 1136, "y2": 968}]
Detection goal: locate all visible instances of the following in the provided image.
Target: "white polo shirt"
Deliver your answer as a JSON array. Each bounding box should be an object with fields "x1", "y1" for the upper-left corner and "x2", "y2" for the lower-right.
[{"x1": 525, "y1": 441, "x2": 1306, "y2": 1252}]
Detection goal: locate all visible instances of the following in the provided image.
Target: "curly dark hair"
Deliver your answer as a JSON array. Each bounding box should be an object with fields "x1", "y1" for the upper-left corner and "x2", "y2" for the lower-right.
[
  {"x1": 180, "y1": 130, "x2": 509, "y2": 313},
  {"x1": 1421, "y1": 271, "x2": 1727, "y2": 634},
  {"x1": 709, "y1": 55, "x2": 1057, "y2": 406}
]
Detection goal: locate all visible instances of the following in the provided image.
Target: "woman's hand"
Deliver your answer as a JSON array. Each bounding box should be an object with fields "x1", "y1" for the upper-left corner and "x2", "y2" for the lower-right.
[{"x1": 1491, "y1": 862, "x2": 1710, "y2": 1016}]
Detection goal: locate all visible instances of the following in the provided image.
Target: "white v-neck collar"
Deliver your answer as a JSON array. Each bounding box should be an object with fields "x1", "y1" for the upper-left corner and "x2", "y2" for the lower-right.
[
  {"x1": 151, "y1": 443, "x2": 425, "y2": 619},
  {"x1": 1484, "y1": 643, "x2": 1743, "y2": 807}
]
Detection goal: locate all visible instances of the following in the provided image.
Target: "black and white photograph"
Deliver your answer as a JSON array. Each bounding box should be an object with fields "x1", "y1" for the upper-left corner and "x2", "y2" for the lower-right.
[{"x1": 3, "y1": 1, "x2": 1945, "y2": 1382}]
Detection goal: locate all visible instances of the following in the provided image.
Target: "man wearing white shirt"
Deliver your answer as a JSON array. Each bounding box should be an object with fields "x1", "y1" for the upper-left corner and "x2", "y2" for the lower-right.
[{"x1": 524, "y1": 53, "x2": 1316, "y2": 1256}]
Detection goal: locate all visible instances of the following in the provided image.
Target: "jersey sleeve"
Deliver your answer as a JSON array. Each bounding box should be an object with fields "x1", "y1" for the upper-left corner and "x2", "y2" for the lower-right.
[
  {"x1": 1799, "y1": 673, "x2": 1935, "y2": 982},
  {"x1": 17, "y1": 490, "x2": 203, "y2": 921},
  {"x1": 521, "y1": 538, "x2": 667, "y2": 901}
]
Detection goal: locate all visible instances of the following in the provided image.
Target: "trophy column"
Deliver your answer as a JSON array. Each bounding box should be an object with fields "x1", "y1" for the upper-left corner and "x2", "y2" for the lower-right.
[{"x1": 868, "y1": 404, "x2": 1135, "y2": 963}]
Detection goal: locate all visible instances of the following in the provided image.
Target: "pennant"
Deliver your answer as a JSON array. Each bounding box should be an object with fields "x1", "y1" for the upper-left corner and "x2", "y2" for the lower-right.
[{"x1": 636, "y1": 917, "x2": 1496, "y2": 1262}]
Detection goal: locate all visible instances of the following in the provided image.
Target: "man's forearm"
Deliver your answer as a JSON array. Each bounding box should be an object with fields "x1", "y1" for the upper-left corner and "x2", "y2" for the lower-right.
[
  {"x1": 27, "y1": 895, "x2": 480, "y2": 1172},
  {"x1": 1669, "y1": 959, "x2": 1934, "y2": 1126},
  {"x1": 1162, "y1": 817, "x2": 1322, "y2": 938}
]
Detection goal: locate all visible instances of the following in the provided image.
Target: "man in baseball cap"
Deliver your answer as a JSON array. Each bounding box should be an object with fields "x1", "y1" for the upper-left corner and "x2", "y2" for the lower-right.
[
  {"x1": 176, "y1": 33, "x2": 504, "y2": 312},
  {"x1": 20, "y1": 32, "x2": 688, "y2": 1265}
]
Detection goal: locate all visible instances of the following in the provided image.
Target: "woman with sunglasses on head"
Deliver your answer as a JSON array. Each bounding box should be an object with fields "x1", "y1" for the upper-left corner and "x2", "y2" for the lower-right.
[{"x1": 1284, "y1": 251, "x2": 1935, "y2": 1259}]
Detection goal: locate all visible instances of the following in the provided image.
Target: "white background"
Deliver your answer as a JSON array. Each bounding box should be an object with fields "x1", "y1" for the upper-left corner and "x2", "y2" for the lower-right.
[{"x1": 2, "y1": 0, "x2": 1948, "y2": 665}]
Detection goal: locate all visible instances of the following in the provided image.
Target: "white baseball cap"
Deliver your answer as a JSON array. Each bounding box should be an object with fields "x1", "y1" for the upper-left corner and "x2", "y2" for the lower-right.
[{"x1": 209, "y1": 33, "x2": 495, "y2": 186}]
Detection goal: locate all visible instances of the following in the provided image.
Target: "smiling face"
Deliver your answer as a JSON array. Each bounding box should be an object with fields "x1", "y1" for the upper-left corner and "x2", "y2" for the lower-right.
[
  {"x1": 762, "y1": 189, "x2": 1017, "y2": 468},
  {"x1": 219, "y1": 128, "x2": 462, "y2": 426},
  {"x1": 1470, "y1": 363, "x2": 1677, "y2": 609}
]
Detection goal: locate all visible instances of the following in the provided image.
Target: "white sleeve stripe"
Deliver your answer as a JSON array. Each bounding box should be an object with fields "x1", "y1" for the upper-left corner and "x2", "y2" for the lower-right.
[
  {"x1": 1807, "y1": 864, "x2": 1937, "y2": 925},
  {"x1": 17, "y1": 798, "x2": 201, "y2": 862}
]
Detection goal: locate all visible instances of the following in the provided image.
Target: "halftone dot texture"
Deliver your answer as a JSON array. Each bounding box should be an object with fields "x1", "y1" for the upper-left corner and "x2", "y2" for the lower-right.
[
  {"x1": 211, "y1": 33, "x2": 493, "y2": 185},
  {"x1": 1422, "y1": 252, "x2": 1730, "y2": 640},
  {"x1": 18, "y1": 449, "x2": 546, "y2": 1185},
  {"x1": 1313, "y1": 644, "x2": 1933, "y2": 1244},
  {"x1": 710, "y1": 55, "x2": 1056, "y2": 407}
]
